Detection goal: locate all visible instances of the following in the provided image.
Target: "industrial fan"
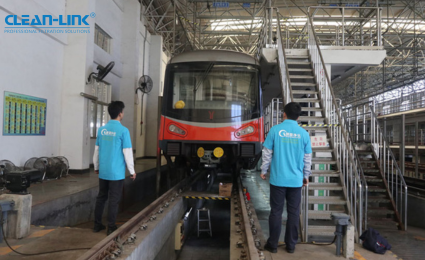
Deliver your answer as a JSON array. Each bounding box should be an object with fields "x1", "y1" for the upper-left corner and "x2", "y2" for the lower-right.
[
  {"x1": 56, "y1": 156, "x2": 69, "y2": 178},
  {"x1": 0, "y1": 160, "x2": 15, "y2": 173},
  {"x1": 37, "y1": 157, "x2": 63, "y2": 179},
  {"x1": 24, "y1": 157, "x2": 46, "y2": 182},
  {"x1": 87, "y1": 61, "x2": 115, "y2": 83},
  {"x1": 135, "y1": 75, "x2": 153, "y2": 135}
]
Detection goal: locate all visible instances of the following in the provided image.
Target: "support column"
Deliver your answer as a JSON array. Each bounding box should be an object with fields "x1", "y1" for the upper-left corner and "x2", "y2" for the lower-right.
[
  {"x1": 60, "y1": 0, "x2": 96, "y2": 170},
  {"x1": 146, "y1": 36, "x2": 165, "y2": 157},
  {"x1": 401, "y1": 115, "x2": 405, "y2": 175},
  {"x1": 120, "y1": 0, "x2": 141, "y2": 147}
]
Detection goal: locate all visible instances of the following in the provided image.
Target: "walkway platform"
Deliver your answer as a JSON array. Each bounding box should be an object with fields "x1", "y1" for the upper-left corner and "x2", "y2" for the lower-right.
[
  {"x1": 241, "y1": 169, "x2": 424, "y2": 260},
  {"x1": 0, "y1": 158, "x2": 166, "y2": 259}
]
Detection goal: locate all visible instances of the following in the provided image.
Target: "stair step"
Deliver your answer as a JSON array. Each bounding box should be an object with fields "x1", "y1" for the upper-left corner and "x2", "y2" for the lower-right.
[
  {"x1": 368, "y1": 207, "x2": 394, "y2": 215},
  {"x1": 301, "y1": 126, "x2": 329, "y2": 130},
  {"x1": 368, "y1": 196, "x2": 391, "y2": 203},
  {"x1": 293, "y1": 98, "x2": 320, "y2": 103},
  {"x1": 365, "y1": 178, "x2": 383, "y2": 183},
  {"x1": 308, "y1": 210, "x2": 345, "y2": 220},
  {"x1": 363, "y1": 169, "x2": 380, "y2": 173},
  {"x1": 308, "y1": 226, "x2": 336, "y2": 236},
  {"x1": 287, "y1": 55, "x2": 309, "y2": 59},
  {"x1": 356, "y1": 150, "x2": 373, "y2": 154},
  {"x1": 312, "y1": 147, "x2": 333, "y2": 152},
  {"x1": 368, "y1": 186, "x2": 387, "y2": 192},
  {"x1": 309, "y1": 196, "x2": 346, "y2": 205},
  {"x1": 301, "y1": 107, "x2": 322, "y2": 112},
  {"x1": 291, "y1": 82, "x2": 317, "y2": 87},
  {"x1": 288, "y1": 61, "x2": 311, "y2": 65},
  {"x1": 288, "y1": 68, "x2": 313, "y2": 72},
  {"x1": 298, "y1": 116, "x2": 325, "y2": 121},
  {"x1": 292, "y1": 90, "x2": 318, "y2": 95},
  {"x1": 312, "y1": 159, "x2": 336, "y2": 164},
  {"x1": 309, "y1": 183, "x2": 343, "y2": 190},
  {"x1": 289, "y1": 75, "x2": 314, "y2": 79},
  {"x1": 311, "y1": 170, "x2": 340, "y2": 177}
]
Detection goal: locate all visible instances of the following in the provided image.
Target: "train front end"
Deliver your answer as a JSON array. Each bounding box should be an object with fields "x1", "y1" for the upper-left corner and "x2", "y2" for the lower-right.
[{"x1": 159, "y1": 50, "x2": 263, "y2": 173}]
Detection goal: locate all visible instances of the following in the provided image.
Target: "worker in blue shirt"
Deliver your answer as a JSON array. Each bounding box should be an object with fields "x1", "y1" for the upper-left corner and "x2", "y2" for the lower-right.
[
  {"x1": 93, "y1": 101, "x2": 136, "y2": 235},
  {"x1": 261, "y1": 102, "x2": 312, "y2": 253}
]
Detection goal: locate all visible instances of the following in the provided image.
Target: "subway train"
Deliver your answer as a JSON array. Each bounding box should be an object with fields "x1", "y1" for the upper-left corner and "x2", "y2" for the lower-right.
[{"x1": 158, "y1": 50, "x2": 263, "y2": 177}]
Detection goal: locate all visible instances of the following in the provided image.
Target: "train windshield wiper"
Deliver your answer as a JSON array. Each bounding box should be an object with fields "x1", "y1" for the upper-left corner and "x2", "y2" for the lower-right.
[{"x1": 195, "y1": 63, "x2": 214, "y2": 91}]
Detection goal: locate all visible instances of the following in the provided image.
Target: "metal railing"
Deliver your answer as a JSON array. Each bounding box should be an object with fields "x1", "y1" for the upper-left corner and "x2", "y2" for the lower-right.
[
  {"x1": 276, "y1": 11, "x2": 293, "y2": 106},
  {"x1": 345, "y1": 104, "x2": 408, "y2": 231},
  {"x1": 307, "y1": 15, "x2": 367, "y2": 240},
  {"x1": 264, "y1": 98, "x2": 283, "y2": 137},
  {"x1": 370, "y1": 107, "x2": 408, "y2": 231},
  {"x1": 308, "y1": 6, "x2": 382, "y2": 47}
]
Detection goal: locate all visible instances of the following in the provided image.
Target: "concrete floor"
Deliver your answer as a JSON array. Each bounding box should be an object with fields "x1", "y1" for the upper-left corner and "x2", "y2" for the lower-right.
[
  {"x1": 27, "y1": 158, "x2": 158, "y2": 207},
  {"x1": 0, "y1": 158, "x2": 164, "y2": 259},
  {"x1": 0, "y1": 225, "x2": 103, "y2": 259},
  {"x1": 241, "y1": 169, "x2": 418, "y2": 260}
]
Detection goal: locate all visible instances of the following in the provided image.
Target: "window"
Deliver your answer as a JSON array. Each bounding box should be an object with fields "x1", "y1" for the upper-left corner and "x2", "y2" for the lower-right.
[
  {"x1": 94, "y1": 24, "x2": 112, "y2": 53},
  {"x1": 89, "y1": 81, "x2": 111, "y2": 137},
  {"x1": 170, "y1": 64, "x2": 258, "y2": 113}
]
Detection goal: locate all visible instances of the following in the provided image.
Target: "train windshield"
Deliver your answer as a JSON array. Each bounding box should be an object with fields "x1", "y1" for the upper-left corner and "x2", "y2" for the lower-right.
[{"x1": 166, "y1": 63, "x2": 259, "y2": 120}]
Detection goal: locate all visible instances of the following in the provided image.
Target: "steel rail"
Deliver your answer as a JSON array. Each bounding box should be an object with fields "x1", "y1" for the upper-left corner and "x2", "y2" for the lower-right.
[
  {"x1": 237, "y1": 179, "x2": 260, "y2": 260},
  {"x1": 77, "y1": 173, "x2": 199, "y2": 260}
]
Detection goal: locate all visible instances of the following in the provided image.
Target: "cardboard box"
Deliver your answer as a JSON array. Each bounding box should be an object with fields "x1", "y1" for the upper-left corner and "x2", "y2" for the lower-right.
[{"x1": 219, "y1": 182, "x2": 232, "y2": 197}]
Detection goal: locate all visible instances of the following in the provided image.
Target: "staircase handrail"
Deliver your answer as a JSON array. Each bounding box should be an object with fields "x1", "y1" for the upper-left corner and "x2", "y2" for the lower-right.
[
  {"x1": 307, "y1": 14, "x2": 368, "y2": 239},
  {"x1": 369, "y1": 107, "x2": 408, "y2": 231},
  {"x1": 276, "y1": 11, "x2": 294, "y2": 105}
]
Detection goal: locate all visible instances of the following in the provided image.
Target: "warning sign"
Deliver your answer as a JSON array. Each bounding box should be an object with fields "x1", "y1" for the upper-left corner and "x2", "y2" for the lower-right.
[{"x1": 311, "y1": 136, "x2": 328, "y2": 147}]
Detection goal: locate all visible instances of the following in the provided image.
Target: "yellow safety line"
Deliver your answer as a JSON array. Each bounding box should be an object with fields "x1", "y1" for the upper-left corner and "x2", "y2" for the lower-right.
[
  {"x1": 353, "y1": 251, "x2": 367, "y2": 260},
  {"x1": 184, "y1": 196, "x2": 229, "y2": 200},
  {"x1": 27, "y1": 229, "x2": 55, "y2": 238},
  {"x1": 0, "y1": 245, "x2": 22, "y2": 256}
]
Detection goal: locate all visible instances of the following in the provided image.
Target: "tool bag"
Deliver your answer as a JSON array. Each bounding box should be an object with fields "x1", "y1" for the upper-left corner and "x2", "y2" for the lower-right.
[{"x1": 359, "y1": 227, "x2": 392, "y2": 254}]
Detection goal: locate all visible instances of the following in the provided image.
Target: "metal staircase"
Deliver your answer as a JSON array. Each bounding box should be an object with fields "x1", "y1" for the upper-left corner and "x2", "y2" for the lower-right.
[
  {"x1": 272, "y1": 13, "x2": 367, "y2": 242},
  {"x1": 343, "y1": 104, "x2": 407, "y2": 231}
]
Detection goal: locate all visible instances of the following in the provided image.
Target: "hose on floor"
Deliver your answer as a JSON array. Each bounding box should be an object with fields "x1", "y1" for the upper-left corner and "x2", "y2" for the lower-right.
[
  {"x1": 0, "y1": 204, "x2": 92, "y2": 256},
  {"x1": 277, "y1": 235, "x2": 337, "y2": 247}
]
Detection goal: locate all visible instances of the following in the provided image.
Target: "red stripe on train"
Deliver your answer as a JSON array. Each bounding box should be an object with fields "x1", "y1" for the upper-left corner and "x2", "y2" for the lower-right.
[{"x1": 160, "y1": 116, "x2": 264, "y2": 142}]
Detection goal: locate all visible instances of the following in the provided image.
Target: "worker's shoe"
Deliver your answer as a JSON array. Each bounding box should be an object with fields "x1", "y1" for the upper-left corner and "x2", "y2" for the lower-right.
[
  {"x1": 286, "y1": 247, "x2": 295, "y2": 254},
  {"x1": 264, "y1": 243, "x2": 277, "y2": 253},
  {"x1": 107, "y1": 225, "x2": 118, "y2": 235},
  {"x1": 93, "y1": 223, "x2": 106, "y2": 233}
]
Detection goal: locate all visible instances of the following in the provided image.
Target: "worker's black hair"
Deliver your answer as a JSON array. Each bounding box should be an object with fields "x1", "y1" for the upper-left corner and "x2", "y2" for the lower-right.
[
  {"x1": 108, "y1": 101, "x2": 125, "y2": 119},
  {"x1": 284, "y1": 102, "x2": 302, "y2": 120}
]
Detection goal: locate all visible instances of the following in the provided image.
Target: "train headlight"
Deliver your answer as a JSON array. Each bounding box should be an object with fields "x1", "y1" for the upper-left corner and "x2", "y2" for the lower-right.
[
  {"x1": 197, "y1": 147, "x2": 205, "y2": 158},
  {"x1": 168, "y1": 124, "x2": 186, "y2": 136},
  {"x1": 213, "y1": 147, "x2": 224, "y2": 158},
  {"x1": 235, "y1": 125, "x2": 256, "y2": 138}
]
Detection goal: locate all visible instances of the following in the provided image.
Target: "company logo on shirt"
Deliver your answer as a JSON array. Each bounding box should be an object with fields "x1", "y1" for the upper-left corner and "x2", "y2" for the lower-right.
[
  {"x1": 101, "y1": 129, "x2": 116, "y2": 136},
  {"x1": 278, "y1": 130, "x2": 301, "y2": 139}
]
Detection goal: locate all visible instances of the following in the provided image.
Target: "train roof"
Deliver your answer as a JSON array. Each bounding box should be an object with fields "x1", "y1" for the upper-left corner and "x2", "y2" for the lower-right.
[{"x1": 169, "y1": 50, "x2": 259, "y2": 66}]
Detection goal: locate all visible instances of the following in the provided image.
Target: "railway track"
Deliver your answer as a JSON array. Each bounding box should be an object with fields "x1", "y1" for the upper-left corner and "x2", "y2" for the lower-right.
[{"x1": 75, "y1": 170, "x2": 263, "y2": 260}]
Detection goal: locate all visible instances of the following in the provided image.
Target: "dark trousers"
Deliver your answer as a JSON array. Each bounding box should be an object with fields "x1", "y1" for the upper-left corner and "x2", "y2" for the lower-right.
[
  {"x1": 94, "y1": 178, "x2": 124, "y2": 228},
  {"x1": 267, "y1": 184, "x2": 302, "y2": 250}
]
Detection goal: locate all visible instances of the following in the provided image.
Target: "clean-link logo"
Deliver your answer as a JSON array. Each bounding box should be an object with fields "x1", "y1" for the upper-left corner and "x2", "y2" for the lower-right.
[
  {"x1": 4, "y1": 13, "x2": 96, "y2": 34},
  {"x1": 101, "y1": 129, "x2": 116, "y2": 136},
  {"x1": 278, "y1": 130, "x2": 301, "y2": 139}
]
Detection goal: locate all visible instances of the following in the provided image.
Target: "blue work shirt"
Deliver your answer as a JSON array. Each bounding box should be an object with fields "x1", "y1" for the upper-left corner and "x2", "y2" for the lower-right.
[
  {"x1": 263, "y1": 119, "x2": 312, "y2": 187},
  {"x1": 96, "y1": 120, "x2": 132, "y2": 180}
]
